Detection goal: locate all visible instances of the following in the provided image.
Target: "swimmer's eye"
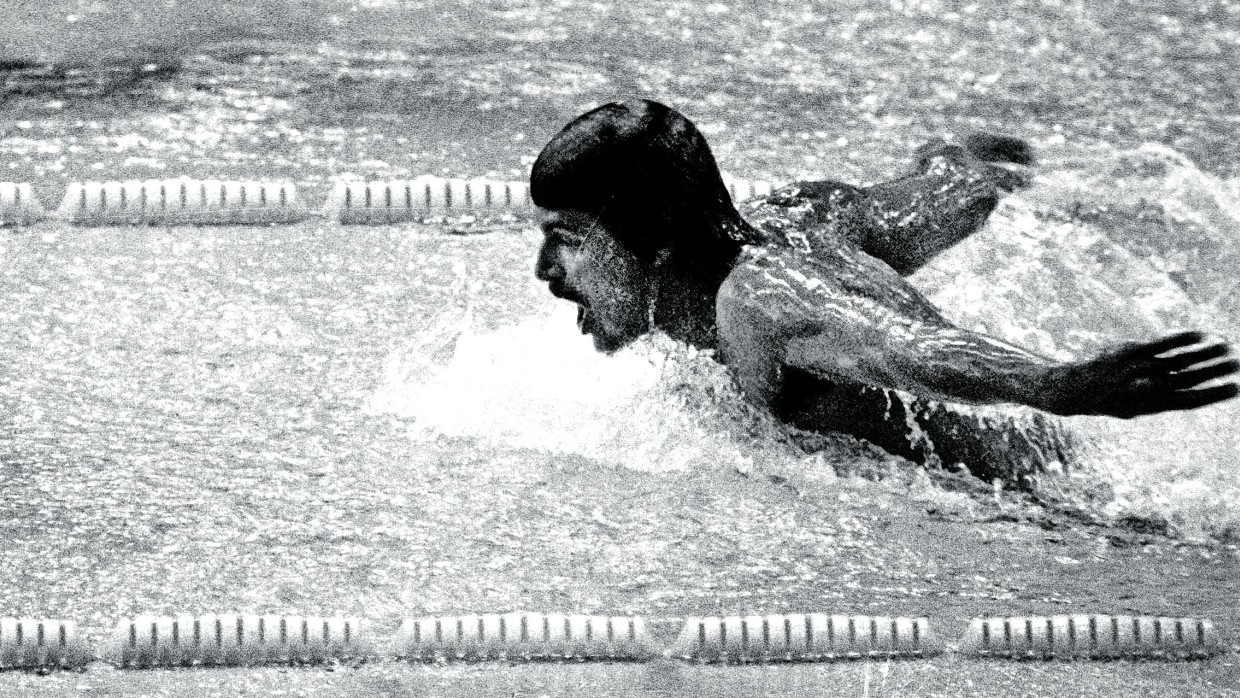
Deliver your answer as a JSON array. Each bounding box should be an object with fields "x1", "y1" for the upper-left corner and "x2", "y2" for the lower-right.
[{"x1": 543, "y1": 225, "x2": 587, "y2": 247}]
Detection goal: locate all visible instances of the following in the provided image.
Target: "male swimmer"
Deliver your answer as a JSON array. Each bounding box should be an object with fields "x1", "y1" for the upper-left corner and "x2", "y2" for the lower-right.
[{"x1": 531, "y1": 99, "x2": 1239, "y2": 483}]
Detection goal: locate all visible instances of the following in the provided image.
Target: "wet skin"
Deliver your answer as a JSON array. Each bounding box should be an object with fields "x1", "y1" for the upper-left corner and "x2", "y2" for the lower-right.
[
  {"x1": 533, "y1": 120, "x2": 1239, "y2": 480},
  {"x1": 535, "y1": 208, "x2": 654, "y2": 354},
  {"x1": 535, "y1": 186, "x2": 1239, "y2": 421}
]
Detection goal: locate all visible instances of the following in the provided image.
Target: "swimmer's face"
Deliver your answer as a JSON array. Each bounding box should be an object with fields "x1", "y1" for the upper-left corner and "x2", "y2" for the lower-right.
[{"x1": 535, "y1": 208, "x2": 653, "y2": 353}]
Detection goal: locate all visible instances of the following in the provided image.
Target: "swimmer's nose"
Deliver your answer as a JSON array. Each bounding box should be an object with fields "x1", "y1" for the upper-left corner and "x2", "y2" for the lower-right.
[{"x1": 535, "y1": 240, "x2": 561, "y2": 282}]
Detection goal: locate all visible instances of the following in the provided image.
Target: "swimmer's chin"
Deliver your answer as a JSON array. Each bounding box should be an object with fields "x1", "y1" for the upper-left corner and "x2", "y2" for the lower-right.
[
  {"x1": 590, "y1": 332, "x2": 634, "y2": 354},
  {"x1": 577, "y1": 305, "x2": 636, "y2": 354}
]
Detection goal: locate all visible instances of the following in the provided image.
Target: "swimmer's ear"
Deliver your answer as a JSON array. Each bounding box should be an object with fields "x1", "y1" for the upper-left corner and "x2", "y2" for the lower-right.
[{"x1": 963, "y1": 133, "x2": 1036, "y2": 167}]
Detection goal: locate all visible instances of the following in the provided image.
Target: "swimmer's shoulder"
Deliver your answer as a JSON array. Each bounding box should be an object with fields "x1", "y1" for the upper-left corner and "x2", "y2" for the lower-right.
[
  {"x1": 718, "y1": 246, "x2": 819, "y2": 338},
  {"x1": 715, "y1": 247, "x2": 809, "y2": 405},
  {"x1": 718, "y1": 244, "x2": 873, "y2": 323},
  {"x1": 741, "y1": 180, "x2": 867, "y2": 226},
  {"x1": 739, "y1": 180, "x2": 867, "y2": 255},
  {"x1": 719, "y1": 243, "x2": 947, "y2": 329}
]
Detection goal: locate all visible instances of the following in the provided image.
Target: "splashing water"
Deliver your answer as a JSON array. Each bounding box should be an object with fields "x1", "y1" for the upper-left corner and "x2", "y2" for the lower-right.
[
  {"x1": 368, "y1": 301, "x2": 812, "y2": 475},
  {"x1": 915, "y1": 143, "x2": 1240, "y2": 539},
  {"x1": 371, "y1": 143, "x2": 1240, "y2": 539}
]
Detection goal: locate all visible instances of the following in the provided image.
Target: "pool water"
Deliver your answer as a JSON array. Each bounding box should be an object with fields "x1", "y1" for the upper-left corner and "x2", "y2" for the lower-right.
[{"x1": 0, "y1": 0, "x2": 1238, "y2": 639}]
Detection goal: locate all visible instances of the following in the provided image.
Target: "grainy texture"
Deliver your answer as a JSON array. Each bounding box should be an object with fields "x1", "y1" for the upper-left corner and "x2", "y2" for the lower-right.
[{"x1": 2, "y1": 1, "x2": 1239, "y2": 695}]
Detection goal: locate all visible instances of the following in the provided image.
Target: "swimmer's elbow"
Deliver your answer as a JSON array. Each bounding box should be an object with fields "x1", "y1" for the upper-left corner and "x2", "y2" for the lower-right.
[
  {"x1": 784, "y1": 334, "x2": 914, "y2": 394},
  {"x1": 786, "y1": 333, "x2": 1053, "y2": 408}
]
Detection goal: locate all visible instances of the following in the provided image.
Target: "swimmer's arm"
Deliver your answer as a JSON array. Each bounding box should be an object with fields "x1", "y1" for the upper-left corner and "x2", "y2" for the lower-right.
[
  {"x1": 716, "y1": 252, "x2": 1052, "y2": 408},
  {"x1": 718, "y1": 251, "x2": 1239, "y2": 418},
  {"x1": 782, "y1": 320, "x2": 1056, "y2": 408},
  {"x1": 788, "y1": 309, "x2": 1235, "y2": 414},
  {"x1": 852, "y1": 135, "x2": 1034, "y2": 275},
  {"x1": 786, "y1": 325, "x2": 1238, "y2": 417}
]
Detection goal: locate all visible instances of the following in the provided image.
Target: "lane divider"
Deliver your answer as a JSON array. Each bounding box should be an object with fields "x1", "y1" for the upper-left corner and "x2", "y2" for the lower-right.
[
  {"x1": 105, "y1": 615, "x2": 369, "y2": 668},
  {"x1": 0, "y1": 183, "x2": 46, "y2": 226},
  {"x1": 0, "y1": 618, "x2": 90, "y2": 669},
  {"x1": 959, "y1": 615, "x2": 1222, "y2": 660},
  {"x1": 667, "y1": 615, "x2": 939, "y2": 662},
  {"x1": 0, "y1": 174, "x2": 785, "y2": 228},
  {"x1": 57, "y1": 180, "x2": 309, "y2": 226},
  {"x1": 0, "y1": 613, "x2": 1226, "y2": 670},
  {"x1": 396, "y1": 613, "x2": 653, "y2": 661},
  {"x1": 719, "y1": 173, "x2": 776, "y2": 204},
  {"x1": 326, "y1": 177, "x2": 533, "y2": 223}
]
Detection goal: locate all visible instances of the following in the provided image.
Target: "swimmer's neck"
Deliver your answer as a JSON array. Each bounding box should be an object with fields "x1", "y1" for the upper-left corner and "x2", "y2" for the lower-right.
[{"x1": 650, "y1": 245, "x2": 752, "y2": 351}]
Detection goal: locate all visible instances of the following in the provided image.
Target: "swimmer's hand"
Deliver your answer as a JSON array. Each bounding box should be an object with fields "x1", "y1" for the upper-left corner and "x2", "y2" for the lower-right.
[
  {"x1": 913, "y1": 133, "x2": 1034, "y2": 193},
  {"x1": 1040, "y1": 331, "x2": 1239, "y2": 418},
  {"x1": 962, "y1": 133, "x2": 1035, "y2": 167}
]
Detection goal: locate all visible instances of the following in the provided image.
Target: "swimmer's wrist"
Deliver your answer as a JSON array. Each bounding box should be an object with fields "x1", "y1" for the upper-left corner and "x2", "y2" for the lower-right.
[{"x1": 1030, "y1": 364, "x2": 1083, "y2": 416}]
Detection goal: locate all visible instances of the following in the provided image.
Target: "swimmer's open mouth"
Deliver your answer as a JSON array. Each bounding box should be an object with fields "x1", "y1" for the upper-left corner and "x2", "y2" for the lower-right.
[
  {"x1": 577, "y1": 303, "x2": 626, "y2": 353},
  {"x1": 576, "y1": 304, "x2": 592, "y2": 334},
  {"x1": 545, "y1": 283, "x2": 595, "y2": 337}
]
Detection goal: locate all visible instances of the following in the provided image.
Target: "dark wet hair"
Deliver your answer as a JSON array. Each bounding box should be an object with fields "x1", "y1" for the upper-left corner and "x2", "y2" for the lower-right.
[{"x1": 531, "y1": 99, "x2": 756, "y2": 274}]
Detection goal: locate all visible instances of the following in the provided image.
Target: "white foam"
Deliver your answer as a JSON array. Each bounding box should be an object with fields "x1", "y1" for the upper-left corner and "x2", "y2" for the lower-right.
[
  {"x1": 368, "y1": 304, "x2": 783, "y2": 473},
  {"x1": 916, "y1": 143, "x2": 1240, "y2": 538}
]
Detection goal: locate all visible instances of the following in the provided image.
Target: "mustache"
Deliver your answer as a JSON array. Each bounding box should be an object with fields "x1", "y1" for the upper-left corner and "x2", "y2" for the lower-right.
[{"x1": 546, "y1": 279, "x2": 586, "y2": 306}]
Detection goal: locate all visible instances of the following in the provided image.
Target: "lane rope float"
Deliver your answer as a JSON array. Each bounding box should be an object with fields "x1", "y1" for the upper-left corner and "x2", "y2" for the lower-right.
[
  {"x1": 958, "y1": 615, "x2": 1222, "y2": 660},
  {"x1": 0, "y1": 618, "x2": 90, "y2": 670},
  {"x1": 719, "y1": 173, "x2": 776, "y2": 204},
  {"x1": 396, "y1": 613, "x2": 653, "y2": 661},
  {"x1": 325, "y1": 177, "x2": 533, "y2": 223},
  {"x1": 0, "y1": 183, "x2": 46, "y2": 226},
  {"x1": 105, "y1": 615, "x2": 369, "y2": 668},
  {"x1": 0, "y1": 613, "x2": 1228, "y2": 671},
  {"x1": 0, "y1": 173, "x2": 784, "y2": 228},
  {"x1": 57, "y1": 179, "x2": 310, "y2": 226},
  {"x1": 667, "y1": 615, "x2": 939, "y2": 663}
]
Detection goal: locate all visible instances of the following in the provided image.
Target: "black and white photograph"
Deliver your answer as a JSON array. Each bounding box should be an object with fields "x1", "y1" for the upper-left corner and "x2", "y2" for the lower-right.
[{"x1": 1, "y1": 0, "x2": 1238, "y2": 695}]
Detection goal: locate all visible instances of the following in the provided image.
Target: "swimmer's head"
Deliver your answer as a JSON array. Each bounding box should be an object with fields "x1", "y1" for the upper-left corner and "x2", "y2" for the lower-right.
[
  {"x1": 533, "y1": 100, "x2": 756, "y2": 353},
  {"x1": 531, "y1": 99, "x2": 753, "y2": 268}
]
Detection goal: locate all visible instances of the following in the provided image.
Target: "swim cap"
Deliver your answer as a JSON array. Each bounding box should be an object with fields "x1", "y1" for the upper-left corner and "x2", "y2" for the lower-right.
[{"x1": 531, "y1": 99, "x2": 753, "y2": 265}]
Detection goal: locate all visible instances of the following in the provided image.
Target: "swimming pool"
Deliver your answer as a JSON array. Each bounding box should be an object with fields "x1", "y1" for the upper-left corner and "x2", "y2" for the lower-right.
[{"x1": 1, "y1": 2, "x2": 1239, "y2": 689}]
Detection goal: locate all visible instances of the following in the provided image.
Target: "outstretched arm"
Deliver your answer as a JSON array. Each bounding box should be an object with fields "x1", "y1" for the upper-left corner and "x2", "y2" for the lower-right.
[
  {"x1": 718, "y1": 247, "x2": 1238, "y2": 418},
  {"x1": 788, "y1": 323, "x2": 1236, "y2": 418}
]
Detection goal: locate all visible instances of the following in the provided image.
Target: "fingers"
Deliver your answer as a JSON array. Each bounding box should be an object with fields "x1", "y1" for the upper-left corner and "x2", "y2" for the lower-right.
[
  {"x1": 1156, "y1": 383, "x2": 1240, "y2": 414},
  {"x1": 1086, "y1": 332, "x2": 1239, "y2": 417},
  {"x1": 1136, "y1": 330, "x2": 1207, "y2": 358},
  {"x1": 1158, "y1": 341, "x2": 1230, "y2": 372},
  {"x1": 1165, "y1": 358, "x2": 1240, "y2": 391},
  {"x1": 1113, "y1": 383, "x2": 1239, "y2": 418}
]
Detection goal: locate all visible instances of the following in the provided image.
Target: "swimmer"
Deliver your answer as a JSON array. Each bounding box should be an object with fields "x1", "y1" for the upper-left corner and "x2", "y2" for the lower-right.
[{"x1": 531, "y1": 99, "x2": 1239, "y2": 482}]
